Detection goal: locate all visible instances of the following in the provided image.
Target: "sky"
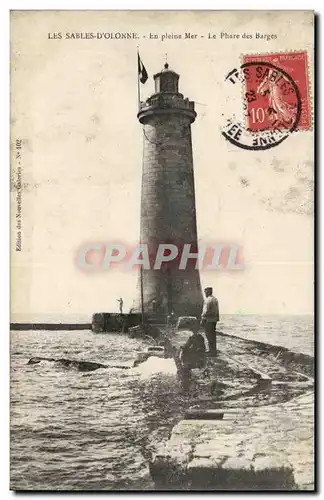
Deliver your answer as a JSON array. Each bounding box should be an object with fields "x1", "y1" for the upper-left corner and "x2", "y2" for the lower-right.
[{"x1": 10, "y1": 11, "x2": 314, "y2": 320}]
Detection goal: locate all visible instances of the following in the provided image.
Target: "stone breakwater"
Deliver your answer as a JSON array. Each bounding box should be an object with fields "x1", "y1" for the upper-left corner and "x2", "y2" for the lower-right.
[
  {"x1": 150, "y1": 329, "x2": 314, "y2": 490},
  {"x1": 150, "y1": 391, "x2": 313, "y2": 490}
]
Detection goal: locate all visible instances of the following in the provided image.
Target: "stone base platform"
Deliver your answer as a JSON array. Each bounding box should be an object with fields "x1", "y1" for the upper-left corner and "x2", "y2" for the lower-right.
[
  {"x1": 150, "y1": 413, "x2": 296, "y2": 490},
  {"x1": 149, "y1": 389, "x2": 314, "y2": 490},
  {"x1": 92, "y1": 312, "x2": 142, "y2": 333}
]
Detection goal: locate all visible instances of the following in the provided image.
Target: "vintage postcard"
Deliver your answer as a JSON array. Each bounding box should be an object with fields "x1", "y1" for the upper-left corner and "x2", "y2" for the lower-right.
[{"x1": 10, "y1": 10, "x2": 314, "y2": 491}]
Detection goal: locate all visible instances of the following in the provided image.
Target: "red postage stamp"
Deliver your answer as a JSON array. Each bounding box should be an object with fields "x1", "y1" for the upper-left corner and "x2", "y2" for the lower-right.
[{"x1": 243, "y1": 51, "x2": 311, "y2": 133}]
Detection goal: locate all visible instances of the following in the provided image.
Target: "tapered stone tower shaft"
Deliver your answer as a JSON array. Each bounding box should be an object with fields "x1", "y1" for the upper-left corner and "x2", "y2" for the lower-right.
[{"x1": 137, "y1": 63, "x2": 202, "y2": 318}]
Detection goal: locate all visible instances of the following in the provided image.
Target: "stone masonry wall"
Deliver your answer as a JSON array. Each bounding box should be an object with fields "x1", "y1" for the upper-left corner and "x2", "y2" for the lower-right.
[{"x1": 138, "y1": 112, "x2": 202, "y2": 317}]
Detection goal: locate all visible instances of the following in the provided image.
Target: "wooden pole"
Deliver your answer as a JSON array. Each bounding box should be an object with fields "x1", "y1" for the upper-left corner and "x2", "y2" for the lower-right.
[
  {"x1": 138, "y1": 48, "x2": 144, "y2": 327},
  {"x1": 137, "y1": 48, "x2": 140, "y2": 111},
  {"x1": 140, "y1": 265, "x2": 145, "y2": 326}
]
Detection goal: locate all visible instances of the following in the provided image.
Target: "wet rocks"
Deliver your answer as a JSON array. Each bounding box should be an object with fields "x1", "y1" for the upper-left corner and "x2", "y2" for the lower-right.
[
  {"x1": 27, "y1": 357, "x2": 130, "y2": 372},
  {"x1": 176, "y1": 316, "x2": 199, "y2": 331},
  {"x1": 27, "y1": 356, "x2": 107, "y2": 371},
  {"x1": 128, "y1": 323, "x2": 162, "y2": 340}
]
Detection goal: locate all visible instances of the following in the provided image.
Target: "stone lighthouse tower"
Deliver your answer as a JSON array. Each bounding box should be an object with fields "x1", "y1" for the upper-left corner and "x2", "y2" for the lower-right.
[{"x1": 137, "y1": 62, "x2": 202, "y2": 319}]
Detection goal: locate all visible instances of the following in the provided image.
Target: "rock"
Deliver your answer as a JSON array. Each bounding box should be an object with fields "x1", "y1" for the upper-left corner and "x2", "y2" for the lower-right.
[
  {"x1": 176, "y1": 316, "x2": 199, "y2": 330},
  {"x1": 147, "y1": 346, "x2": 165, "y2": 352},
  {"x1": 223, "y1": 456, "x2": 253, "y2": 471},
  {"x1": 184, "y1": 409, "x2": 224, "y2": 420},
  {"x1": 150, "y1": 416, "x2": 297, "y2": 490},
  {"x1": 194, "y1": 441, "x2": 237, "y2": 460},
  {"x1": 129, "y1": 323, "x2": 162, "y2": 339},
  {"x1": 92, "y1": 312, "x2": 143, "y2": 333},
  {"x1": 27, "y1": 356, "x2": 52, "y2": 365},
  {"x1": 150, "y1": 443, "x2": 193, "y2": 488},
  {"x1": 133, "y1": 345, "x2": 166, "y2": 367},
  {"x1": 188, "y1": 457, "x2": 220, "y2": 472},
  {"x1": 253, "y1": 455, "x2": 288, "y2": 471},
  {"x1": 252, "y1": 456, "x2": 296, "y2": 489},
  {"x1": 27, "y1": 356, "x2": 107, "y2": 371}
]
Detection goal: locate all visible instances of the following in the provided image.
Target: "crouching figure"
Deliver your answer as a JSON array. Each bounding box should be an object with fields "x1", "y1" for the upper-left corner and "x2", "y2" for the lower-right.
[{"x1": 178, "y1": 320, "x2": 206, "y2": 392}]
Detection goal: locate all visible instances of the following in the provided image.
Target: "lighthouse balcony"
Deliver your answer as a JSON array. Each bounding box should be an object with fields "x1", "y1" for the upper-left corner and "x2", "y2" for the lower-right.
[
  {"x1": 138, "y1": 94, "x2": 196, "y2": 123},
  {"x1": 139, "y1": 93, "x2": 195, "y2": 111}
]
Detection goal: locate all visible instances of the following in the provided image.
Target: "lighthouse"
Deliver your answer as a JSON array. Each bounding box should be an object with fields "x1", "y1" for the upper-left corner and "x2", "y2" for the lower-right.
[{"x1": 137, "y1": 62, "x2": 203, "y2": 319}]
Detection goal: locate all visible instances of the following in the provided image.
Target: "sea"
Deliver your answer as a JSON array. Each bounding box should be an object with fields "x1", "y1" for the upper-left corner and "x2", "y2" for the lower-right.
[{"x1": 10, "y1": 314, "x2": 314, "y2": 491}]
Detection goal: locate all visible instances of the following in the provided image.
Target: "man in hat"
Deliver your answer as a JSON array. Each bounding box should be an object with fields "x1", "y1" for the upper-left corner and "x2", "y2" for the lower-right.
[{"x1": 201, "y1": 287, "x2": 219, "y2": 353}]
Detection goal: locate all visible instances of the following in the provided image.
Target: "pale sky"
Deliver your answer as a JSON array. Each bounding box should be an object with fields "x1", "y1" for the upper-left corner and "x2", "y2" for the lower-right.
[{"x1": 11, "y1": 11, "x2": 314, "y2": 320}]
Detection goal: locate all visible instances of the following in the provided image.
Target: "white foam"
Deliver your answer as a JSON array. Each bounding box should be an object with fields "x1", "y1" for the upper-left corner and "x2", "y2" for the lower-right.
[{"x1": 132, "y1": 356, "x2": 177, "y2": 378}]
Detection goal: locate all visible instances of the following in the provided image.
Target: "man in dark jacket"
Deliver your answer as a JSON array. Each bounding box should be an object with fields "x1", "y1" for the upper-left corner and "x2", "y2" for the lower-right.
[
  {"x1": 178, "y1": 320, "x2": 206, "y2": 392},
  {"x1": 180, "y1": 320, "x2": 206, "y2": 370}
]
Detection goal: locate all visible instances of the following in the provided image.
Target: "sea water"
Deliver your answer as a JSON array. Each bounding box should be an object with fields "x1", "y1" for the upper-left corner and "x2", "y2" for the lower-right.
[{"x1": 10, "y1": 315, "x2": 313, "y2": 490}]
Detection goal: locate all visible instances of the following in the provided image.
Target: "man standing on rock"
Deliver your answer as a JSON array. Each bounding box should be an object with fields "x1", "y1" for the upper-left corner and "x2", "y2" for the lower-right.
[{"x1": 201, "y1": 287, "x2": 219, "y2": 353}]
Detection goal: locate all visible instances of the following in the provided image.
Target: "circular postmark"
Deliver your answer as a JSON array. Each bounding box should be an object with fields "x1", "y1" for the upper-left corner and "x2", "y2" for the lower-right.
[{"x1": 221, "y1": 61, "x2": 302, "y2": 151}]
